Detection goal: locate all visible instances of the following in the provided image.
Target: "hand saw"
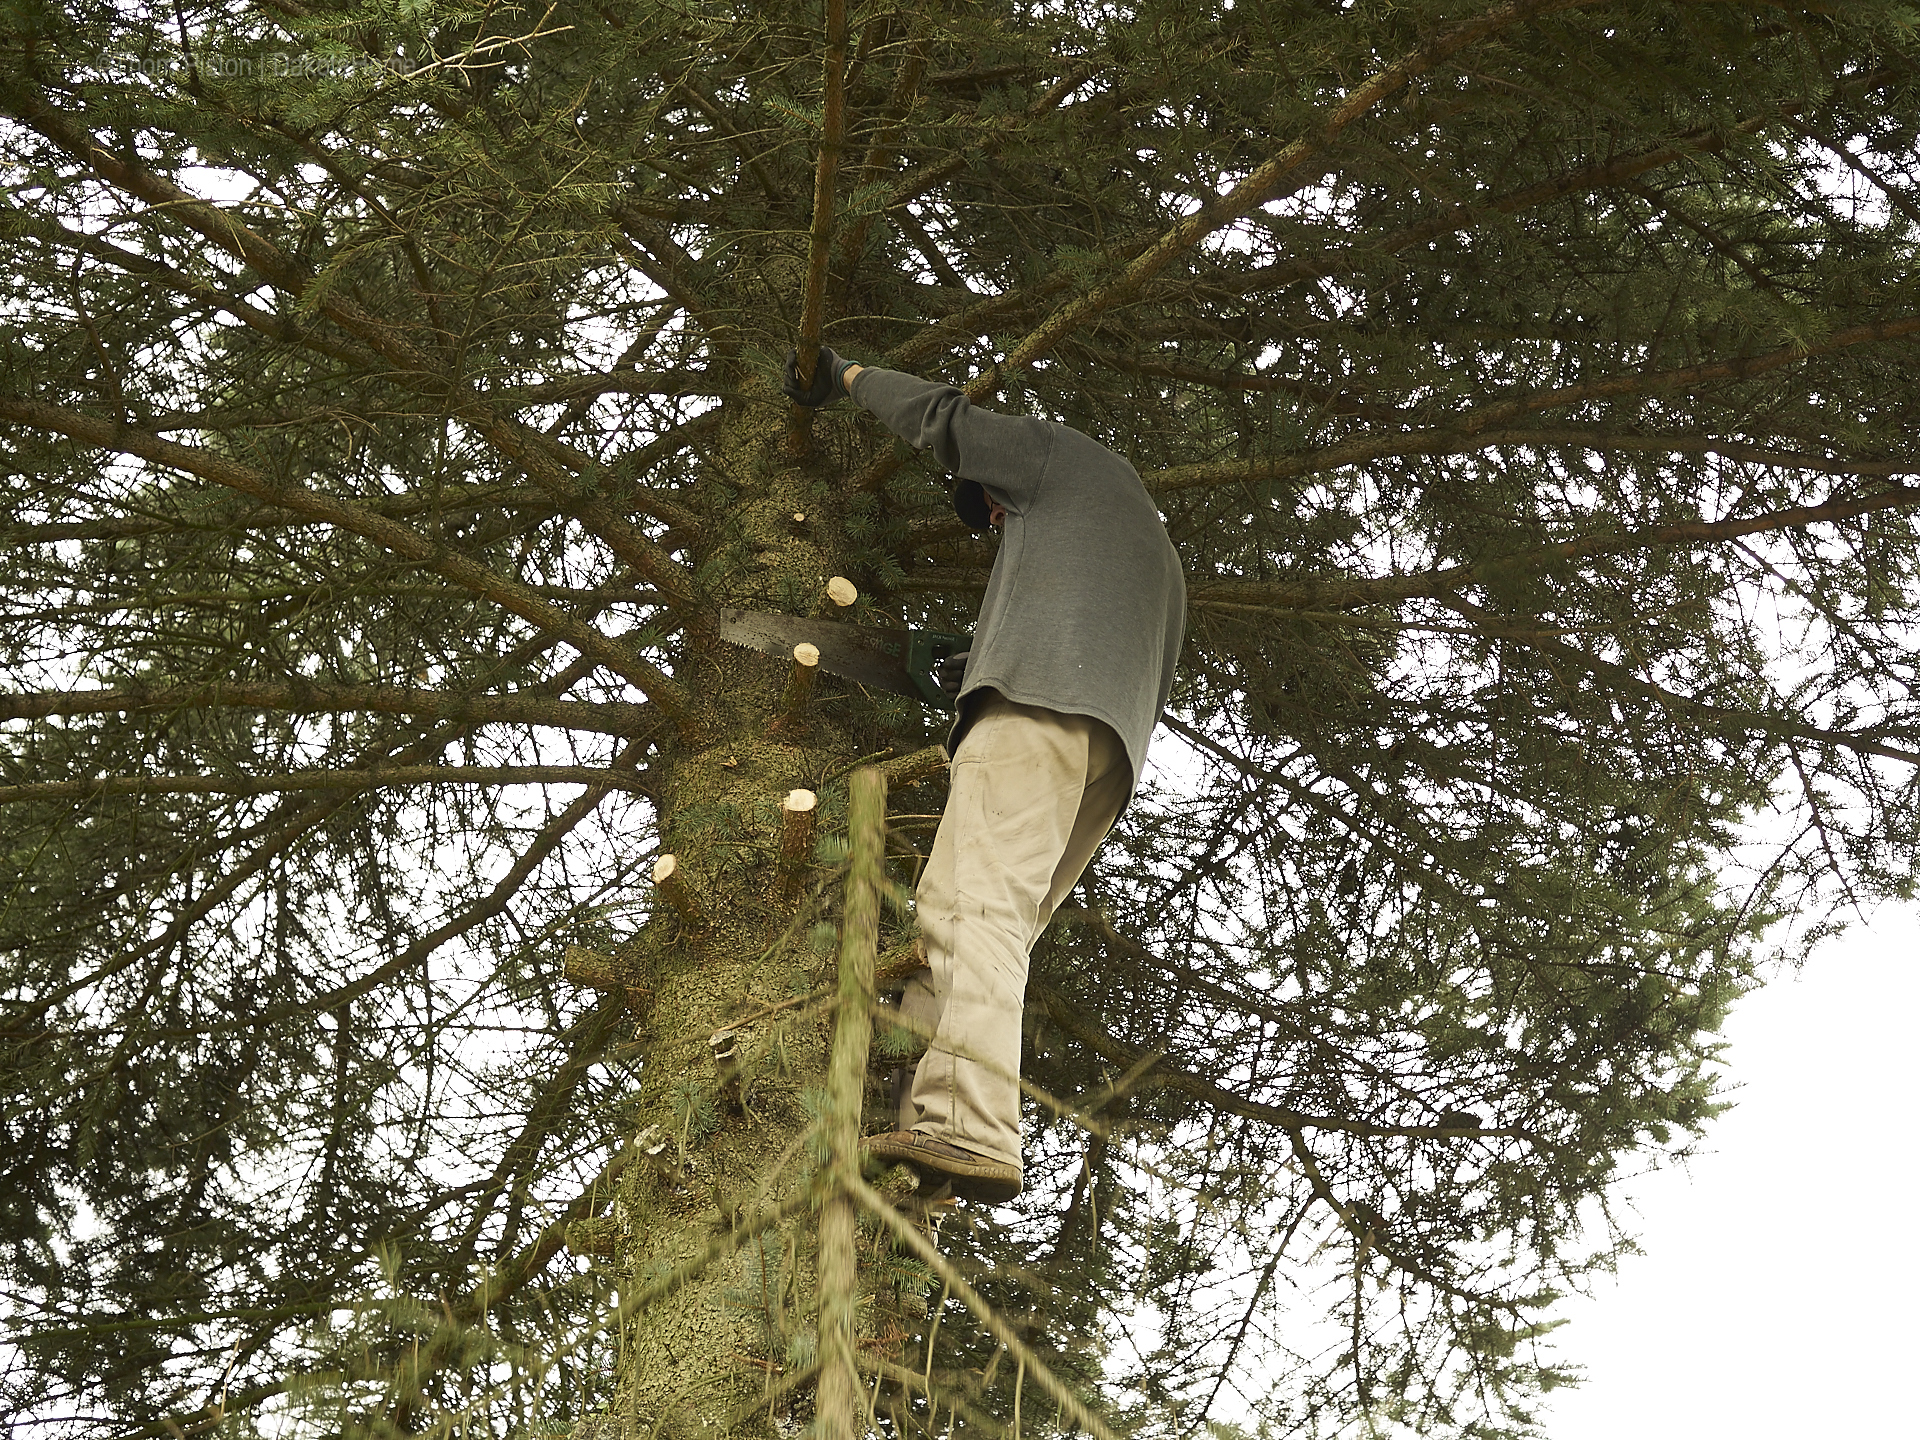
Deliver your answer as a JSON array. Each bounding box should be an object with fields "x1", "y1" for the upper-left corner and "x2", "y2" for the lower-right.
[{"x1": 716, "y1": 608, "x2": 972, "y2": 711}]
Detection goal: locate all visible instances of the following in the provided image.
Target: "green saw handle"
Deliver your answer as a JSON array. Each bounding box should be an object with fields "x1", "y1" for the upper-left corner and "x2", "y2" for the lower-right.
[{"x1": 906, "y1": 629, "x2": 972, "y2": 711}]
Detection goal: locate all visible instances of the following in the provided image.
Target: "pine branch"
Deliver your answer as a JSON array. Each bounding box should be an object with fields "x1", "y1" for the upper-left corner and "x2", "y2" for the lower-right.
[
  {"x1": 0, "y1": 82, "x2": 443, "y2": 375},
  {"x1": 1782, "y1": 113, "x2": 1920, "y2": 231},
  {"x1": 0, "y1": 679, "x2": 650, "y2": 736},
  {"x1": 373, "y1": 1140, "x2": 640, "y2": 1417},
  {"x1": 1443, "y1": 596, "x2": 1920, "y2": 770},
  {"x1": 889, "y1": 203, "x2": 969, "y2": 293},
  {"x1": 855, "y1": 1174, "x2": 1122, "y2": 1440},
  {"x1": 1160, "y1": 708, "x2": 1482, "y2": 908},
  {"x1": 8, "y1": 653, "x2": 648, "y2": 1029},
  {"x1": 483, "y1": 370, "x2": 724, "y2": 404},
  {"x1": 832, "y1": 25, "x2": 929, "y2": 276},
  {"x1": 0, "y1": 764, "x2": 657, "y2": 806},
  {"x1": 1054, "y1": 906, "x2": 1440, "y2": 1110},
  {"x1": 850, "y1": 2, "x2": 1613, "y2": 490},
  {"x1": 612, "y1": 213, "x2": 729, "y2": 344},
  {"x1": 1280, "y1": 1128, "x2": 1520, "y2": 1315},
  {"x1": 1034, "y1": 987, "x2": 1536, "y2": 1144},
  {"x1": 1206, "y1": 88, "x2": 1837, "y2": 298},
  {"x1": 815, "y1": 767, "x2": 882, "y2": 1439},
  {"x1": 239, "y1": 735, "x2": 652, "y2": 1029},
  {"x1": 885, "y1": 62, "x2": 1097, "y2": 210},
  {"x1": 9, "y1": 584, "x2": 667, "y2": 621},
  {"x1": 1154, "y1": 418, "x2": 1920, "y2": 496},
  {"x1": 11, "y1": 207, "x2": 373, "y2": 367},
  {"x1": 471, "y1": 417, "x2": 708, "y2": 619},
  {"x1": 1453, "y1": 316, "x2": 1920, "y2": 435},
  {"x1": 4, "y1": 89, "x2": 708, "y2": 595},
  {"x1": 0, "y1": 485, "x2": 572, "y2": 547},
  {"x1": 109, "y1": 1380, "x2": 290, "y2": 1440},
  {"x1": 674, "y1": 80, "x2": 782, "y2": 201},
  {"x1": 0, "y1": 397, "x2": 693, "y2": 722},
  {"x1": 1073, "y1": 346, "x2": 1398, "y2": 419},
  {"x1": 1186, "y1": 479, "x2": 1920, "y2": 611},
  {"x1": 14, "y1": 789, "x2": 351, "y2": 1028},
  {"x1": 983, "y1": 0, "x2": 1613, "y2": 384},
  {"x1": 456, "y1": 996, "x2": 633, "y2": 1265}
]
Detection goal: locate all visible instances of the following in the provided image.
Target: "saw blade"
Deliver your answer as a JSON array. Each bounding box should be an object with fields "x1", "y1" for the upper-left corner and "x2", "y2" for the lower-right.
[{"x1": 716, "y1": 608, "x2": 921, "y2": 700}]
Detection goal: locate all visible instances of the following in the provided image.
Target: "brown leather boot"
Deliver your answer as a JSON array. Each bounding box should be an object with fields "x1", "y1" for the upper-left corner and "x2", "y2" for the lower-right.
[{"x1": 863, "y1": 1129, "x2": 1021, "y2": 1204}]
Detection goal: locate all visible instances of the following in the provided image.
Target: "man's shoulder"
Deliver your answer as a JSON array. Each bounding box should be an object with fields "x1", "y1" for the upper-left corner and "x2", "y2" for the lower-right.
[{"x1": 1046, "y1": 422, "x2": 1142, "y2": 481}]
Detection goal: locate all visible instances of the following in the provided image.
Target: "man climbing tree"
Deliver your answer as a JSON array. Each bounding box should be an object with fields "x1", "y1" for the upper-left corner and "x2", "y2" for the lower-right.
[
  {"x1": 783, "y1": 348, "x2": 1185, "y2": 1202},
  {"x1": 11, "y1": 4, "x2": 1920, "y2": 1438}
]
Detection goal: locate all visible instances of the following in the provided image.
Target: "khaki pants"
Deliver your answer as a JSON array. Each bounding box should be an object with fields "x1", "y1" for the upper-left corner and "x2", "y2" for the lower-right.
[{"x1": 897, "y1": 693, "x2": 1130, "y2": 1168}]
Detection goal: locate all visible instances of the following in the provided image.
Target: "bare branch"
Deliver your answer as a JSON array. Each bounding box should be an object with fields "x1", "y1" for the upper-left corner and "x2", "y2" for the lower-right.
[{"x1": 786, "y1": 0, "x2": 852, "y2": 455}]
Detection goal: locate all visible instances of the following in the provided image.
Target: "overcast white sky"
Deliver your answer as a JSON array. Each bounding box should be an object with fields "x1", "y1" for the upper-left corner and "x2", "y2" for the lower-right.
[{"x1": 1543, "y1": 901, "x2": 1920, "y2": 1439}]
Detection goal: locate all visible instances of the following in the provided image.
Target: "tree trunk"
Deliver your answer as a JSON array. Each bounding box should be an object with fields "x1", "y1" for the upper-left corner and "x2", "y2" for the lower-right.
[{"x1": 598, "y1": 413, "x2": 929, "y2": 1438}]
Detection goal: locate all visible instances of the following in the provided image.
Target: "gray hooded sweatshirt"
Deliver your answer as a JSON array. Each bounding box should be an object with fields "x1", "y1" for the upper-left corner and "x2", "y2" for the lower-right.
[{"x1": 849, "y1": 367, "x2": 1185, "y2": 795}]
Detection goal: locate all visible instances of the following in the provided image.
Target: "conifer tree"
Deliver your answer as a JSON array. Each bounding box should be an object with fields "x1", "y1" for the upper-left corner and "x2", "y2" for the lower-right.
[{"x1": 5, "y1": 2, "x2": 1920, "y2": 1437}]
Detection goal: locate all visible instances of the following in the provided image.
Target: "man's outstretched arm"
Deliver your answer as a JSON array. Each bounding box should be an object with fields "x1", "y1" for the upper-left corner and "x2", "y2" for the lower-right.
[
  {"x1": 785, "y1": 348, "x2": 1053, "y2": 507},
  {"x1": 849, "y1": 365, "x2": 1054, "y2": 507}
]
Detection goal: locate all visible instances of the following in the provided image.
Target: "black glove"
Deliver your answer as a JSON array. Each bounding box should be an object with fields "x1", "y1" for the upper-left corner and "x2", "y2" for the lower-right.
[
  {"x1": 782, "y1": 345, "x2": 852, "y2": 407},
  {"x1": 936, "y1": 650, "x2": 970, "y2": 697}
]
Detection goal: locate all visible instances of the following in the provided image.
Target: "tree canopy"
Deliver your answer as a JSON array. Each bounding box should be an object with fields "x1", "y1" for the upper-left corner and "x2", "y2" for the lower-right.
[{"x1": 5, "y1": 2, "x2": 1920, "y2": 1437}]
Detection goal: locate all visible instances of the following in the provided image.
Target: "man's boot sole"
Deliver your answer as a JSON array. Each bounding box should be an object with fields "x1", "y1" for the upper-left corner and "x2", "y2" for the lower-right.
[{"x1": 863, "y1": 1130, "x2": 1021, "y2": 1204}]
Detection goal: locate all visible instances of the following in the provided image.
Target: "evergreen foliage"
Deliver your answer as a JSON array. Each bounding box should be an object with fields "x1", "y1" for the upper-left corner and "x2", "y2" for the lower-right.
[{"x1": 4, "y1": 1, "x2": 1920, "y2": 1436}]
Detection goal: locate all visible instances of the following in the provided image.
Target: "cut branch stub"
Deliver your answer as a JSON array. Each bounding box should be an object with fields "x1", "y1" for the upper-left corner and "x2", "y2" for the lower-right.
[
  {"x1": 821, "y1": 575, "x2": 858, "y2": 612},
  {"x1": 565, "y1": 1217, "x2": 618, "y2": 1258},
  {"x1": 874, "y1": 935, "x2": 927, "y2": 990},
  {"x1": 562, "y1": 944, "x2": 622, "y2": 990},
  {"x1": 561, "y1": 944, "x2": 652, "y2": 1011},
  {"x1": 778, "y1": 788, "x2": 819, "y2": 901},
  {"x1": 880, "y1": 744, "x2": 949, "y2": 791},
  {"x1": 770, "y1": 642, "x2": 820, "y2": 733},
  {"x1": 650, "y1": 853, "x2": 706, "y2": 930},
  {"x1": 710, "y1": 1026, "x2": 745, "y2": 1110},
  {"x1": 809, "y1": 574, "x2": 858, "y2": 617}
]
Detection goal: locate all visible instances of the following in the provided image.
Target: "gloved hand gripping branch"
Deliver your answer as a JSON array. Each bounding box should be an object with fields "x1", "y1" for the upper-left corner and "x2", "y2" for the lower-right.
[{"x1": 782, "y1": 344, "x2": 857, "y2": 408}]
